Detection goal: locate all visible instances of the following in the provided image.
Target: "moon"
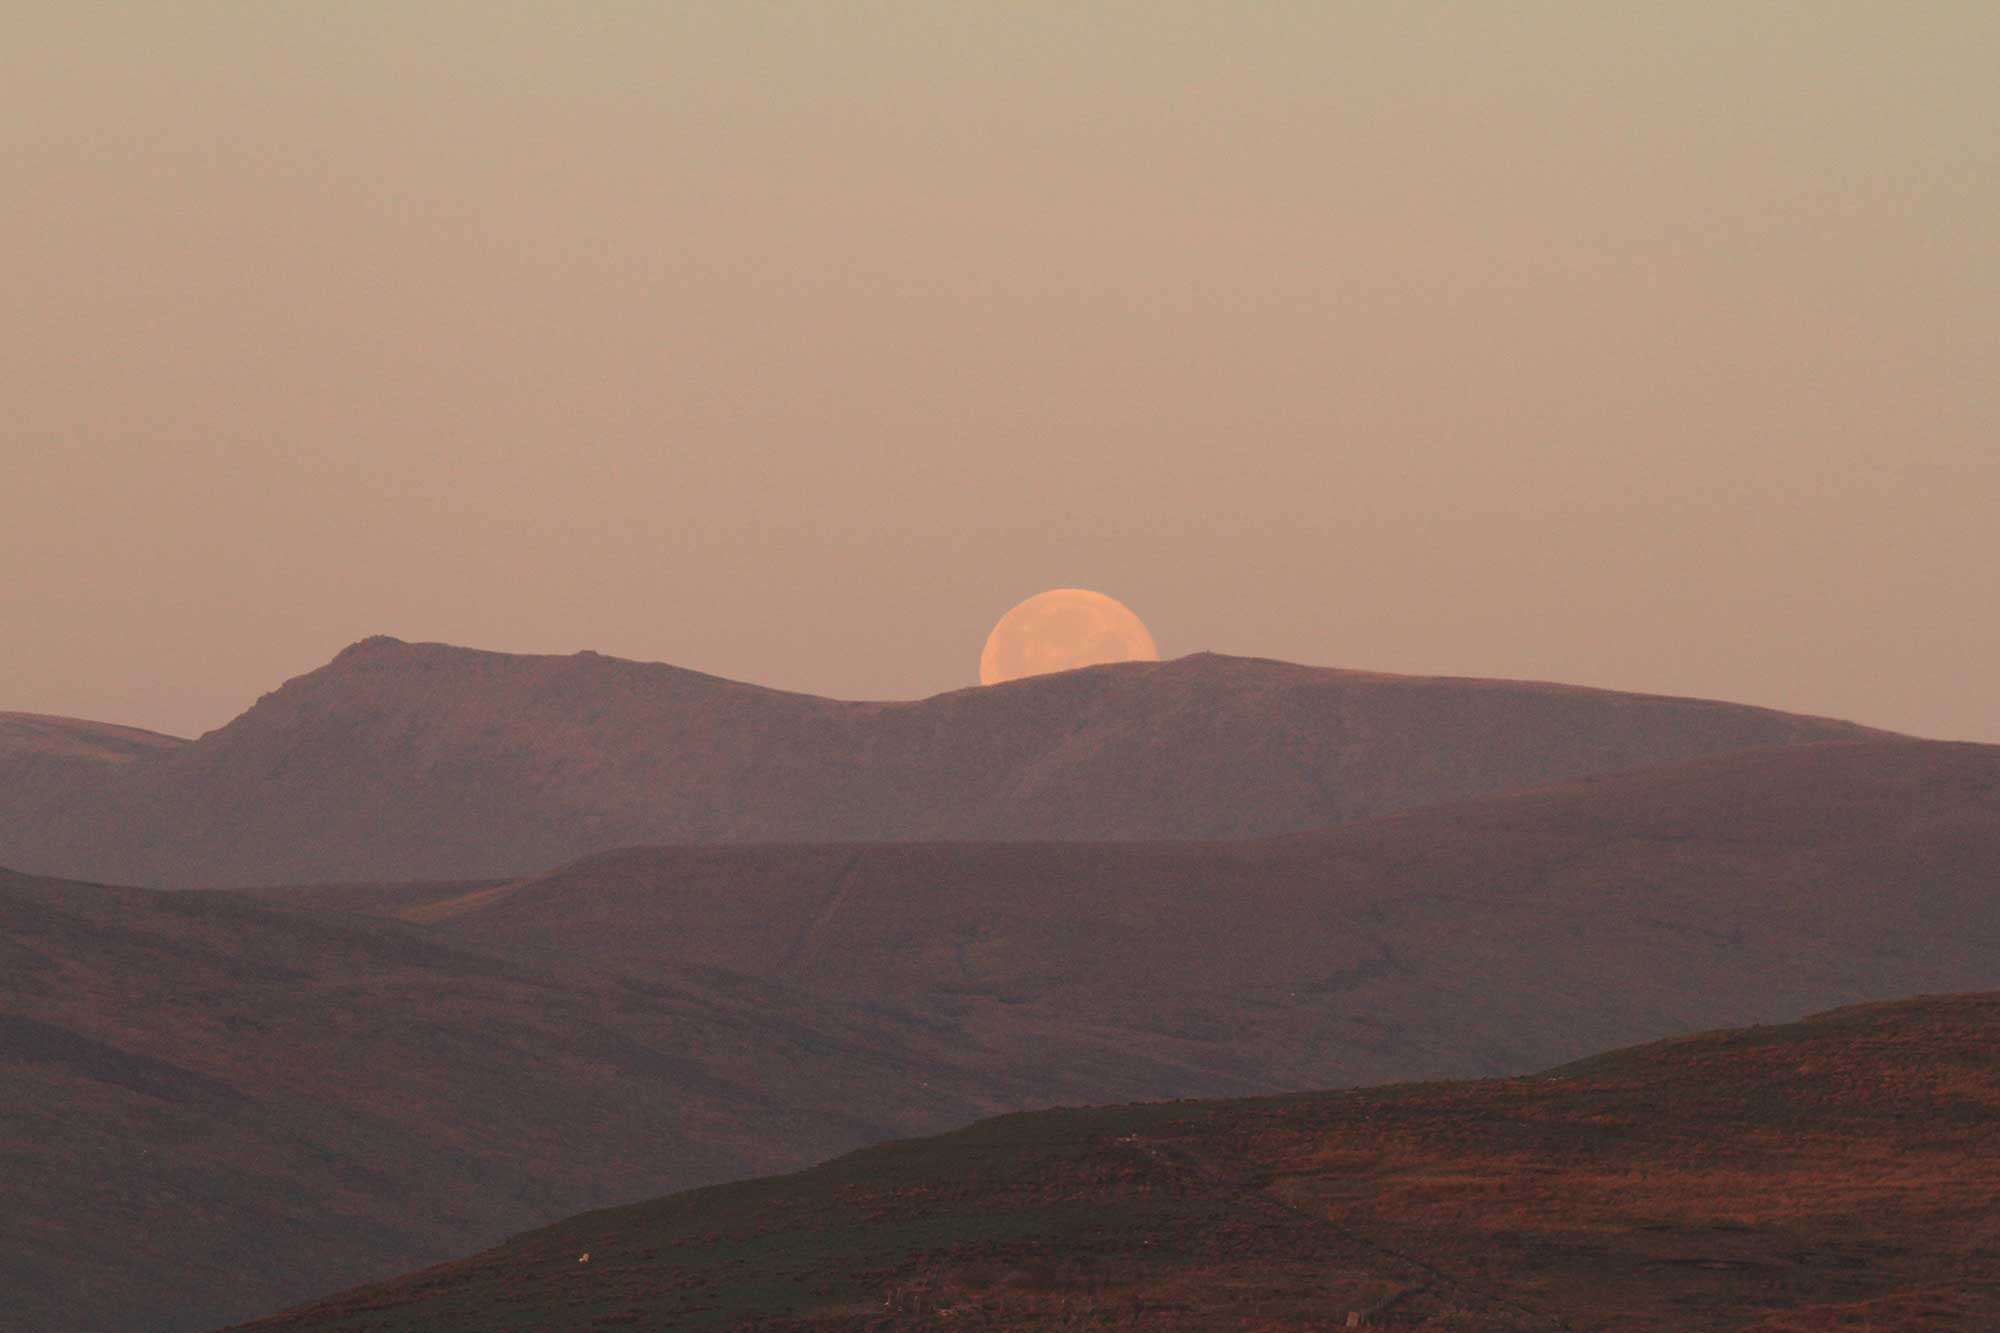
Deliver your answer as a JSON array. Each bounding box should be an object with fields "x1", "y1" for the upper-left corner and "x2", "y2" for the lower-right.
[{"x1": 979, "y1": 589, "x2": 1160, "y2": 686}]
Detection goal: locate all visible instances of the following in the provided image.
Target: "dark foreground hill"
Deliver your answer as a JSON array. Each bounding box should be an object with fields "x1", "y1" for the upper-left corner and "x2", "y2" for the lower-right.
[
  {"x1": 235, "y1": 992, "x2": 2000, "y2": 1331},
  {"x1": 0, "y1": 637, "x2": 1884, "y2": 887},
  {"x1": 10, "y1": 740, "x2": 1997, "y2": 1331}
]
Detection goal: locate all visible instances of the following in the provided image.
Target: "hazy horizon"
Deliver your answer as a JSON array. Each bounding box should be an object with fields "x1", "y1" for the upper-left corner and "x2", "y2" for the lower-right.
[{"x1": 7, "y1": 4, "x2": 1997, "y2": 741}]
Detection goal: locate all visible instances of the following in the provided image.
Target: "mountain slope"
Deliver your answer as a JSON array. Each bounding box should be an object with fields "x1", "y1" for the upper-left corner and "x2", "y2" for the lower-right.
[
  {"x1": 233, "y1": 992, "x2": 2000, "y2": 1332},
  {"x1": 9, "y1": 740, "x2": 1998, "y2": 1330},
  {"x1": 0, "y1": 637, "x2": 1887, "y2": 887},
  {"x1": 0, "y1": 712, "x2": 186, "y2": 763},
  {"x1": 0, "y1": 868, "x2": 1047, "y2": 1333},
  {"x1": 0, "y1": 713, "x2": 186, "y2": 877},
  {"x1": 370, "y1": 737, "x2": 2000, "y2": 1093}
]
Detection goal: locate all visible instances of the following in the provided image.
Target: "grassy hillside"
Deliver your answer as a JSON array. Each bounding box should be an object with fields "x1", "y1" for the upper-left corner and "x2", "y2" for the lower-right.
[{"x1": 235, "y1": 992, "x2": 2000, "y2": 1331}]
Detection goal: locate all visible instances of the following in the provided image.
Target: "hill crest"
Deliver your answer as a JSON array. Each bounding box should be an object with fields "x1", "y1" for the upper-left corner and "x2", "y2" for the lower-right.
[{"x1": 0, "y1": 638, "x2": 1889, "y2": 887}]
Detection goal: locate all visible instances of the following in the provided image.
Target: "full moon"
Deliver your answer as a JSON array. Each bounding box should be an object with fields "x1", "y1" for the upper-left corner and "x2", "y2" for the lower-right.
[{"x1": 978, "y1": 589, "x2": 1160, "y2": 686}]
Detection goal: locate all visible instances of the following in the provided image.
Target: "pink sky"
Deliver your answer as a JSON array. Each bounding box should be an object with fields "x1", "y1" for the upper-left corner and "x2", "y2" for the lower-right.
[{"x1": 5, "y1": 5, "x2": 1996, "y2": 740}]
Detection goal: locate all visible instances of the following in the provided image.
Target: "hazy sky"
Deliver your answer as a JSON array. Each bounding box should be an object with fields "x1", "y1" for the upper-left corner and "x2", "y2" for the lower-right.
[{"x1": 6, "y1": 4, "x2": 1997, "y2": 741}]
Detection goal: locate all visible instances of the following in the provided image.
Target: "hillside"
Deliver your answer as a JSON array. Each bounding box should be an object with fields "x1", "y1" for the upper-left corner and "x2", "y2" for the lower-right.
[
  {"x1": 234, "y1": 992, "x2": 2000, "y2": 1331},
  {"x1": 0, "y1": 637, "x2": 1885, "y2": 887},
  {"x1": 0, "y1": 712, "x2": 186, "y2": 763},
  {"x1": 11, "y1": 740, "x2": 1997, "y2": 1330},
  {"x1": 0, "y1": 868, "x2": 1043, "y2": 1333},
  {"x1": 341, "y1": 738, "x2": 2000, "y2": 1093},
  {"x1": 0, "y1": 713, "x2": 185, "y2": 877}
]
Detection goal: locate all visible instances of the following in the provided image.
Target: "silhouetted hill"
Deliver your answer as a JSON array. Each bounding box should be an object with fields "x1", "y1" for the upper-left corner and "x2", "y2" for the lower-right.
[
  {"x1": 234, "y1": 992, "x2": 2000, "y2": 1331},
  {"x1": 0, "y1": 712, "x2": 185, "y2": 762},
  {"x1": 0, "y1": 637, "x2": 1886, "y2": 886},
  {"x1": 0, "y1": 713, "x2": 185, "y2": 881}
]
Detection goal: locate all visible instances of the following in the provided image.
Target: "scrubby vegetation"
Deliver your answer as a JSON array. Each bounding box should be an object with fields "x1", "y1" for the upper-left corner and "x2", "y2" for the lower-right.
[{"x1": 239, "y1": 993, "x2": 2000, "y2": 1331}]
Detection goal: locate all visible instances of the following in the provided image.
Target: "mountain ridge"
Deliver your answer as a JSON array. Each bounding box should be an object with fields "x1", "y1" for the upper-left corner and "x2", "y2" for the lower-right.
[
  {"x1": 0, "y1": 711, "x2": 187, "y2": 760},
  {"x1": 0, "y1": 637, "x2": 1891, "y2": 887}
]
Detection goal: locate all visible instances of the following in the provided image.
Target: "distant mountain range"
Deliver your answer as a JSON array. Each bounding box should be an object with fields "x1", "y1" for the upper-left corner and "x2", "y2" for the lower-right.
[
  {"x1": 0, "y1": 636, "x2": 1887, "y2": 886},
  {"x1": 234, "y1": 991, "x2": 2000, "y2": 1331},
  {"x1": 7, "y1": 737, "x2": 1998, "y2": 1330}
]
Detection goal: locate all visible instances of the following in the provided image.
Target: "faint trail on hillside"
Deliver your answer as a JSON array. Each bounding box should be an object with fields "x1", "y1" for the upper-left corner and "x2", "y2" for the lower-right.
[{"x1": 782, "y1": 854, "x2": 862, "y2": 972}]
